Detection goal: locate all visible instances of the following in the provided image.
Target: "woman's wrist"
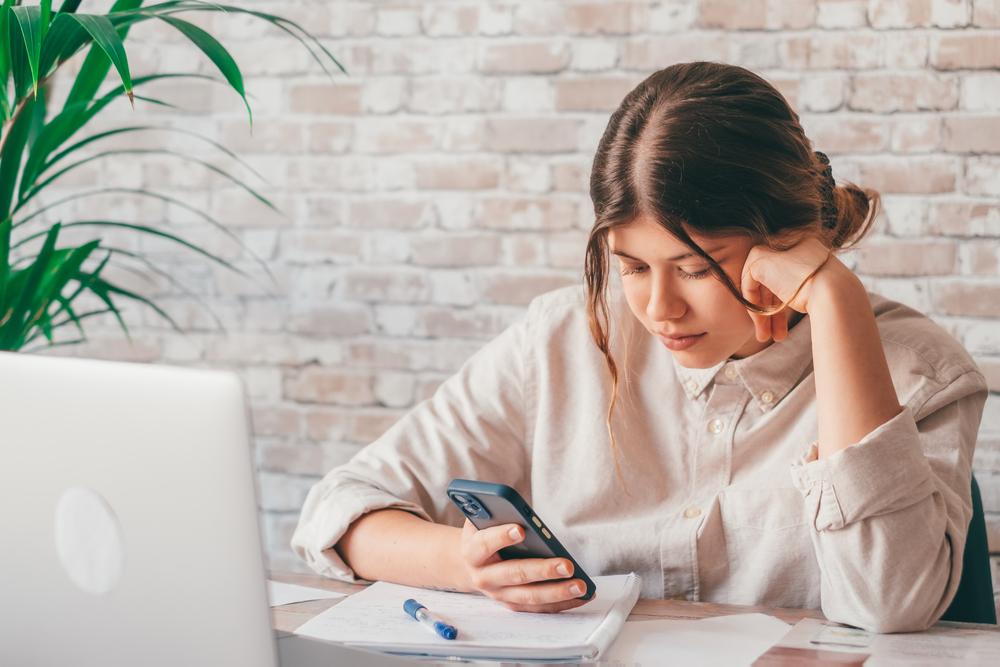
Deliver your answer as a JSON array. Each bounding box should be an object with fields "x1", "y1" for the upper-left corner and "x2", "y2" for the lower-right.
[
  {"x1": 804, "y1": 255, "x2": 866, "y2": 317},
  {"x1": 441, "y1": 524, "x2": 475, "y2": 592}
]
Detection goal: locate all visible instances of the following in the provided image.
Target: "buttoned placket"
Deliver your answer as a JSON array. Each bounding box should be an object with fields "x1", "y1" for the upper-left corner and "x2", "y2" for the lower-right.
[{"x1": 661, "y1": 368, "x2": 750, "y2": 602}]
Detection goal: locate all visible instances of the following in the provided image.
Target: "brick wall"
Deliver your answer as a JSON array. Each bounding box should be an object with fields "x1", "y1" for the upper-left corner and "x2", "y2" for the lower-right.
[{"x1": 37, "y1": 1, "x2": 999, "y2": 612}]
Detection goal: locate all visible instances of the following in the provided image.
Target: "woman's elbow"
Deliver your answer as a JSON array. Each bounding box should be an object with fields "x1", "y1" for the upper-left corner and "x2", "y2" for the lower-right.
[{"x1": 821, "y1": 573, "x2": 951, "y2": 633}]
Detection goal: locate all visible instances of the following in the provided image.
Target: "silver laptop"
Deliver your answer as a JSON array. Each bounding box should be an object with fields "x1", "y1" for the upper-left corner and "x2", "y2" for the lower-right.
[{"x1": 0, "y1": 352, "x2": 411, "y2": 666}]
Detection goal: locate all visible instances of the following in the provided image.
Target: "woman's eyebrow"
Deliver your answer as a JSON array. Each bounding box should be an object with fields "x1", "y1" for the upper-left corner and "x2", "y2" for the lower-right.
[{"x1": 611, "y1": 246, "x2": 726, "y2": 262}]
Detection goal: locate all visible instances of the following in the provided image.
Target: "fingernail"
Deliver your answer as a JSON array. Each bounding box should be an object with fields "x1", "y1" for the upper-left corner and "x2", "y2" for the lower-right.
[
  {"x1": 569, "y1": 583, "x2": 583, "y2": 596},
  {"x1": 556, "y1": 563, "x2": 570, "y2": 577},
  {"x1": 508, "y1": 526, "x2": 521, "y2": 540}
]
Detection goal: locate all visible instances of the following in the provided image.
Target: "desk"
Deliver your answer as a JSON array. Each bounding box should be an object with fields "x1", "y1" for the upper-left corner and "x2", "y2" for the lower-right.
[
  {"x1": 268, "y1": 570, "x2": 825, "y2": 633},
  {"x1": 268, "y1": 571, "x2": 1000, "y2": 665}
]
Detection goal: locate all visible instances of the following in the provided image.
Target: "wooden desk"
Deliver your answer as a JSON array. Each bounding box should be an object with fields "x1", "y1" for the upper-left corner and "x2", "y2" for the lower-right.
[
  {"x1": 269, "y1": 570, "x2": 825, "y2": 634},
  {"x1": 270, "y1": 571, "x2": 1000, "y2": 666}
]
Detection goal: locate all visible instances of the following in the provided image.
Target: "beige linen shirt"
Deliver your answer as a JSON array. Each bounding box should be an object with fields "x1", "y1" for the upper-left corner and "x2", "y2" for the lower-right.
[{"x1": 292, "y1": 286, "x2": 988, "y2": 633}]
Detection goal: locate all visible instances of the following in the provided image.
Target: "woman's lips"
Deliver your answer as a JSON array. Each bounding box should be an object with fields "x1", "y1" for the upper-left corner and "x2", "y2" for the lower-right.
[{"x1": 658, "y1": 332, "x2": 706, "y2": 351}]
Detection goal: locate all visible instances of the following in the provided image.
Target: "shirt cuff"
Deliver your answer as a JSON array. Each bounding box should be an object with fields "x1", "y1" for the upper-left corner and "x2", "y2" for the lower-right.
[{"x1": 789, "y1": 407, "x2": 937, "y2": 531}]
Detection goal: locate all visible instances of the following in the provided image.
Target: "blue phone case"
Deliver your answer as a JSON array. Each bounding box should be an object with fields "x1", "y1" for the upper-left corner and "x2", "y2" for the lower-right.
[{"x1": 446, "y1": 478, "x2": 597, "y2": 600}]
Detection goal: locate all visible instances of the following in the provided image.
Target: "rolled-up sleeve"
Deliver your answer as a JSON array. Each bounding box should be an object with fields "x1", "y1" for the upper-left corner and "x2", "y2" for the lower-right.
[
  {"x1": 789, "y1": 369, "x2": 988, "y2": 633},
  {"x1": 292, "y1": 313, "x2": 532, "y2": 582}
]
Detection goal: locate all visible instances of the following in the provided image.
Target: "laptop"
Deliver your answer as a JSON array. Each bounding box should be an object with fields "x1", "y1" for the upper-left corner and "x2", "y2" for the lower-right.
[{"x1": 0, "y1": 352, "x2": 413, "y2": 666}]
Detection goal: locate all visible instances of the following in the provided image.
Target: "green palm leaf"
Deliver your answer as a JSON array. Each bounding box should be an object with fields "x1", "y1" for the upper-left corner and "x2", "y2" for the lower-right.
[
  {"x1": 0, "y1": 217, "x2": 11, "y2": 315},
  {"x1": 0, "y1": 221, "x2": 59, "y2": 349},
  {"x1": 65, "y1": 14, "x2": 134, "y2": 105},
  {"x1": 17, "y1": 147, "x2": 277, "y2": 215},
  {"x1": 10, "y1": 6, "x2": 41, "y2": 98},
  {"x1": 0, "y1": 1, "x2": 13, "y2": 121},
  {"x1": 157, "y1": 15, "x2": 252, "y2": 125},
  {"x1": 16, "y1": 186, "x2": 275, "y2": 283},
  {"x1": 0, "y1": 95, "x2": 35, "y2": 219},
  {"x1": 13, "y1": 220, "x2": 249, "y2": 279},
  {"x1": 18, "y1": 72, "x2": 216, "y2": 199},
  {"x1": 63, "y1": 0, "x2": 143, "y2": 108},
  {"x1": 40, "y1": 121, "x2": 265, "y2": 186},
  {"x1": 39, "y1": 1, "x2": 52, "y2": 54},
  {"x1": 0, "y1": 0, "x2": 343, "y2": 351},
  {"x1": 103, "y1": 245, "x2": 226, "y2": 331}
]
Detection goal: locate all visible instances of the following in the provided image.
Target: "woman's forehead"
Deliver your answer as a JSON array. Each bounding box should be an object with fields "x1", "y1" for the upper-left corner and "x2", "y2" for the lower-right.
[{"x1": 608, "y1": 216, "x2": 744, "y2": 258}]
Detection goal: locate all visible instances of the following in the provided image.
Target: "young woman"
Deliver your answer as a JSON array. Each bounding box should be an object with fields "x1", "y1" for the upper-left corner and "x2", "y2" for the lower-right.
[{"x1": 292, "y1": 62, "x2": 987, "y2": 633}]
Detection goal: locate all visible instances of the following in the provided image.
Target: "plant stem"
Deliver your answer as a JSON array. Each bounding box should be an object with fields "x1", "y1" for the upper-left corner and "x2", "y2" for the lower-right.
[{"x1": 0, "y1": 97, "x2": 29, "y2": 155}]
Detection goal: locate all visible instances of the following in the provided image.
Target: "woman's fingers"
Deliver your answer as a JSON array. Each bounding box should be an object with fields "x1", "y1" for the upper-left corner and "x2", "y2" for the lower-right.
[
  {"x1": 741, "y1": 258, "x2": 771, "y2": 343},
  {"x1": 772, "y1": 299, "x2": 790, "y2": 341},
  {"x1": 462, "y1": 520, "x2": 523, "y2": 567},
  {"x1": 499, "y1": 597, "x2": 590, "y2": 614},
  {"x1": 459, "y1": 522, "x2": 590, "y2": 613},
  {"x1": 475, "y1": 556, "x2": 573, "y2": 590},
  {"x1": 762, "y1": 286, "x2": 776, "y2": 342},
  {"x1": 484, "y1": 577, "x2": 589, "y2": 606}
]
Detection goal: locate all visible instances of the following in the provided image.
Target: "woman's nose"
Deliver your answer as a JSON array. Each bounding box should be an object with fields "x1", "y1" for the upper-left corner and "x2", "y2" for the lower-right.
[{"x1": 646, "y1": 275, "x2": 687, "y2": 322}]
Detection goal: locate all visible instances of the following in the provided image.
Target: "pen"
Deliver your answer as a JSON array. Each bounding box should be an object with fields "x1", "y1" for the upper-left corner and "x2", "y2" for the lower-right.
[{"x1": 403, "y1": 598, "x2": 459, "y2": 640}]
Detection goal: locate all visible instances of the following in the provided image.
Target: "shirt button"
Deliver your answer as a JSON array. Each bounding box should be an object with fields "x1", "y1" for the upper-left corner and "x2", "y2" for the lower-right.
[
  {"x1": 724, "y1": 365, "x2": 739, "y2": 380},
  {"x1": 683, "y1": 507, "x2": 701, "y2": 519},
  {"x1": 684, "y1": 379, "x2": 698, "y2": 394},
  {"x1": 760, "y1": 390, "x2": 775, "y2": 405},
  {"x1": 707, "y1": 418, "x2": 724, "y2": 434}
]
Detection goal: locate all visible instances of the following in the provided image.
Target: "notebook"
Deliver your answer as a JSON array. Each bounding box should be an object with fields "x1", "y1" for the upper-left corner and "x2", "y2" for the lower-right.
[{"x1": 292, "y1": 573, "x2": 642, "y2": 662}]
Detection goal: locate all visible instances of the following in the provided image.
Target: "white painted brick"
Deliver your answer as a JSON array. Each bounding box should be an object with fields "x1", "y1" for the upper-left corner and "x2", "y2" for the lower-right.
[
  {"x1": 961, "y1": 72, "x2": 1000, "y2": 110},
  {"x1": 375, "y1": 6, "x2": 421, "y2": 36},
  {"x1": 257, "y1": 472, "x2": 319, "y2": 512},
  {"x1": 429, "y1": 270, "x2": 480, "y2": 306},
  {"x1": 374, "y1": 305, "x2": 419, "y2": 337},
  {"x1": 502, "y1": 78, "x2": 556, "y2": 112},
  {"x1": 36, "y1": 0, "x2": 1000, "y2": 578},
  {"x1": 361, "y1": 77, "x2": 409, "y2": 114},
  {"x1": 570, "y1": 39, "x2": 620, "y2": 71},
  {"x1": 647, "y1": 0, "x2": 698, "y2": 31},
  {"x1": 816, "y1": 0, "x2": 868, "y2": 27},
  {"x1": 374, "y1": 371, "x2": 416, "y2": 408},
  {"x1": 479, "y1": 4, "x2": 514, "y2": 35},
  {"x1": 505, "y1": 157, "x2": 553, "y2": 194}
]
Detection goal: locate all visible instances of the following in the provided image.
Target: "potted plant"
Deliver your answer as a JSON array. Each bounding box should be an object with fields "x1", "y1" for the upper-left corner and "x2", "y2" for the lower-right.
[{"x1": 0, "y1": 0, "x2": 342, "y2": 351}]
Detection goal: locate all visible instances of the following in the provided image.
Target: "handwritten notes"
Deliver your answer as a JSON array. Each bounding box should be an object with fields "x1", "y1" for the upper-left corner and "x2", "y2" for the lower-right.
[{"x1": 292, "y1": 573, "x2": 640, "y2": 661}]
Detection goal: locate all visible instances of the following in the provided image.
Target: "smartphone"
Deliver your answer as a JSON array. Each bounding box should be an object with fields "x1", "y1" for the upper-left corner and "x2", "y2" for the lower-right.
[{"x1": 446, "y1": 478, "x2": 597, "y2": 600}]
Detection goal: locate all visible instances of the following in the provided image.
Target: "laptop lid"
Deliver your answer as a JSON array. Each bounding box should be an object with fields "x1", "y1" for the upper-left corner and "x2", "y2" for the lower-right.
[{"x1": 0, "y1": 351, "x2": 277, "y2": 667}]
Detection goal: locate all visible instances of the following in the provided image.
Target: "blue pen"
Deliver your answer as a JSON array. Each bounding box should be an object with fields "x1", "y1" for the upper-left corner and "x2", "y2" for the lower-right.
[{"x1": 403, "y1": 598, "x2": 459, "y2": 640}]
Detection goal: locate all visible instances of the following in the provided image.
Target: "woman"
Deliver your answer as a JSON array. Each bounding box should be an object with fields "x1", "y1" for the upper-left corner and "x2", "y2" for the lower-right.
[{"x1": 292, "y1": 62, "x2": 987, "y2": 633}]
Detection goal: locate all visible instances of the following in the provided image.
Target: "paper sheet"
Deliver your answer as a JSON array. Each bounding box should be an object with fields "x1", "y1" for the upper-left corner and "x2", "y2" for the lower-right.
[
  {"x1": 292, "y1": 574, "x2": 637, "y2": 658},
  {"x1": 776, "y1": 618, "x2": 1000, "y2": 666},
  {"x1": 267, "y1": 580, "x2": 346, "y2": 607},
  {"x1": 601, "y1": 613, "x2": 790, "y2": 667}
]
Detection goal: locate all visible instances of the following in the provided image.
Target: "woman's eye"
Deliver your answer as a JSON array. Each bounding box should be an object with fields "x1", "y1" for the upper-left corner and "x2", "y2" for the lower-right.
[
  {"x1": 680, "y1": 267, "x2": 711, "y2": 280},
  {"x1": 620, "y1": 264, "x2": 647, "y2": 276}
]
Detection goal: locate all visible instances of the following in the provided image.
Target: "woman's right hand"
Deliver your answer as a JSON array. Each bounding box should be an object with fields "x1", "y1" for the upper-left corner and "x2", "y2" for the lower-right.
[{"x1": 457, "y1": 519, "x2": 589, "y2": 613}]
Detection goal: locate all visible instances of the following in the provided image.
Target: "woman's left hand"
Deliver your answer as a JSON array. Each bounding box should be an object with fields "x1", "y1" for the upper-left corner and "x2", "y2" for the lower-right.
[{"x1": 740, "y1": 236, "x2": 835, "y2": 343}]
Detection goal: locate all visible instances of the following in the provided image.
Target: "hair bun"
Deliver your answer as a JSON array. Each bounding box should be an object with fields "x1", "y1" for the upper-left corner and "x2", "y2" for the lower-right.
[{"x1": 813, "y1": 151, "x2": 837, "y2": 230}]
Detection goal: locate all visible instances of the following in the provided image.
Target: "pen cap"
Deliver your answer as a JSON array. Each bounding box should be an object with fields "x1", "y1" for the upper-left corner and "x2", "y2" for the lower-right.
[
  {"x1": 434, "y1": 621, "x2": 458, "y2": 640},
  {"x1": 403, "y1": 598, "x2": 424, "y2": 619}
]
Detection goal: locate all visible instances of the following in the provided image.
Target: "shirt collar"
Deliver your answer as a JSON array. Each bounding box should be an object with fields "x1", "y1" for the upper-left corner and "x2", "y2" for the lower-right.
[{"x1": 672, "y1": 313, "x2": 814, "y2": 411}]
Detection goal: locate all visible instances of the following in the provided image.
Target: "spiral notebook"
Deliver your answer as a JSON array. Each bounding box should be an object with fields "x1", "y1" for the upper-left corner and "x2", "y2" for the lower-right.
[{"x1": 292, "y1": 573, "x2": 642, "y2": 662}]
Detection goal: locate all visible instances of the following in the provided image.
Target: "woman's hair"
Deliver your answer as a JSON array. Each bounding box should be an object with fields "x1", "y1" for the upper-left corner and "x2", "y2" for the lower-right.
[{"x1": 585, "y1": 61, "x2": 880, "y2": 460}]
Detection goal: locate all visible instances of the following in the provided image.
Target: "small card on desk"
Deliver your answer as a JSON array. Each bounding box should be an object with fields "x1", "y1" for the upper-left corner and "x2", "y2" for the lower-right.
[{"x1": 292, "y1": 573, "x2": 641, "y2": 662}]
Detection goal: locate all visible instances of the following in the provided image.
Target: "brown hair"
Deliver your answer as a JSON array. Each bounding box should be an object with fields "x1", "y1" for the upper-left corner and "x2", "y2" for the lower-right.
[{"x1": 585, "y1": 61, "x2": 879, "y2": 458}]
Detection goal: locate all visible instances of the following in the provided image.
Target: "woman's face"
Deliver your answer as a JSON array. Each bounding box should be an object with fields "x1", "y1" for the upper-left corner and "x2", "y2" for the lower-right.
[{"x1": 608, "y1": 215, "x2": 769, "y2": 368}]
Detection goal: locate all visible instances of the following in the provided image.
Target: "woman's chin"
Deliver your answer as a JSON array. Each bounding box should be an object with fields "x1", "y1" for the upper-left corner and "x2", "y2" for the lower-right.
[{"x1": 668, "y1": 347, "x2": 725, "y2": 369}]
